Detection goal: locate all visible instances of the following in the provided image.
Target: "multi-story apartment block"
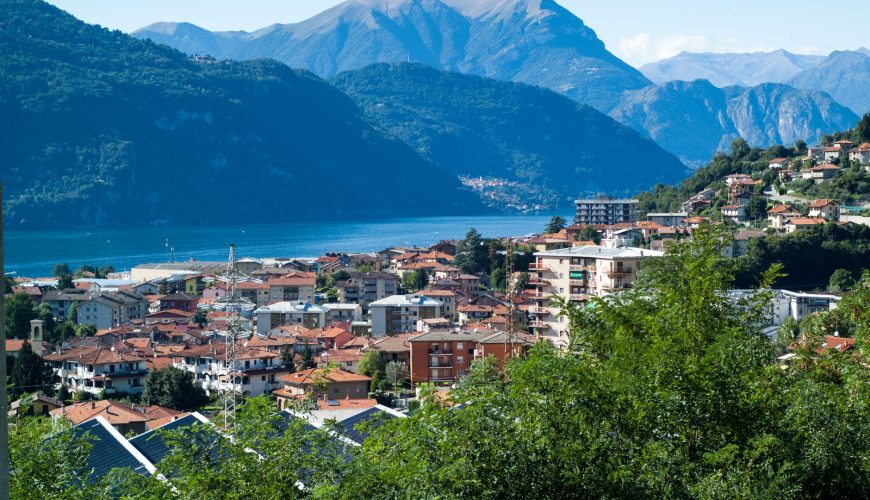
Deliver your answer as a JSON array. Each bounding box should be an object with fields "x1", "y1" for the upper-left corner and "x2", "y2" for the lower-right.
[
  {"x1": 170, "y1": 344, "x2": 288, "y2": 397},
  {"x1": 266, "y1": 272, "x2": 316, "y2": 303},
  {"x1": 409, "y1": 330, "x2": 533, "y2": 386},
  {"x1": 273, "y1": 368, "x2": 372, "y2": 410},
  {"x1": 255, "y1": 301, "x2": 327, "y2": 334},
  {"x1": 528, "y1": 246, "x2": 663, "y2": 347},
  {"x1": 369, "y1": 294, "x2": 442, "y2": 337},
  {"x1": 575, "y1": 198, "x2": 638, "y2": 226},
  {"x1": 44, "y1": 346, "x2": 148, "y2": 396},
  {"x1": 43, "y1": 289, "x2": 148, "y2": 329},
  {"x1": 335, "y1": 272, "x2": 399, "y2": 308},
  {"x1": 419, "y1": 289, "x2": 458, "y2": 319}
]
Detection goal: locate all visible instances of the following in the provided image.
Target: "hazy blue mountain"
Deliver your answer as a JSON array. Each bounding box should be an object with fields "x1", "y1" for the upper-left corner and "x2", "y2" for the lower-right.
[
  {"x1": 640, "y1": 50, "x2": 825, "y2": 87},
  {"x1": 788, "y1": 49, "x2": 870, "y2": 115},
  {"x1": 134, "y1": 0, "x2": 650, "y2": 112},
  {"x1": 610, "y1": 80, "x2": 858, "y2": 166},
  {"x1": 0, "y1": 0, "x2": 482, "y2": 229},
  {"x1": 333, "y1": 63, "x2": 687, "y2": 206}
]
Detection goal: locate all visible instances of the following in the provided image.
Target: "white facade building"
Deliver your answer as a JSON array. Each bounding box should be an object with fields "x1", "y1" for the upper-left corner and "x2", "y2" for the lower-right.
[{"x1": 369, "y1": 294, "x2": 443, "y2": 337}]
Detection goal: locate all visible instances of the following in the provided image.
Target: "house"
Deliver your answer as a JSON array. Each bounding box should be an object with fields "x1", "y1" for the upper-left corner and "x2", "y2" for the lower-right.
[
  {"x1": 130, "y1": 261, "x2": 227, "y2": 282},
  {"x1": 528, "y1": 245, "x2": 663, "y2": 347},
  {"x1": 720, "y1": 204, "x2": 747, "y2": 222},
  {"x1": 317, "y1": 326, "x2": 355, "y2": 350},
  {"x1": 145, "y1": 308, "x2": 194, "y2": 324},
  {"x1": 158, "y1": 292, "x2": 199, "y2": 313},
  {"x1": 419, "y1": 289, "x2": 458, "y2": 319},
  {"x1": 429, "y1": 240, "x2": 457, "y2": 256},
  {"x1": 646, "y1": 212, "x2": 688, "y2": 227},
  {"x1": 7, "y1": 393, "x2": 63, "y2": 418},
  {"x1": 273, "y1": 368, "x2": 372, "y2": 410},
  {"x1": 850, "y1": 142, "x2": 870, "y2": 164},
  {"x1": 456, "y1": 274, "x2": 481, "y2": 296},
  {"x1": 51, "y1": 400, "x2": 179, "y2": 436},
  {"x1": 784, "y1": 217, "x2": 827, "y2": 233},
  {"x1": 171, "y1": 344, "x2": 289, "y2": 397},
  {"x1": 369, "y1": 294, "x2": 443, "y2": 337},
  {"x1": 767, "y1": 204, "x2": 800, "y2": 229},
  {"x1": 368, "y1": 333, "x2": 415, "y2": 366},
  {"x1": 255, "y1": 301, "x2": 327, "y2": 334},
  {"x1": 236, "y1": 280, "x2": 270, "y2": 305},
  {"x1": 807, "y1": 145, "x2": 825, "y2": 162},
  {"x1": 42, "y1": 289, "x2": 148, "y2": 327},
  {"x1": 768, "y1": 158, "x2": 790, "y2": 169},
  {"x1": 316, "y1": 349, "x2": 364, "y2": 373},
  {"x1": 44, "y1": 346, "x2": 148, "y2": 396},
  {"x1": 810, "y1": 164, "x2": 840, "y2": 182},
  {"x1": 575, "y1": 198, "x2": 638, "y2": 225},
  {"x1": 808, "y1": 199, "x2": 840, "y2": 220},
  {"x1": 727, "y1": 178, "x2": 762, "y2": 203},
  {"x1": 730, "y1": 230, "x2": 765, "y2": 257}
]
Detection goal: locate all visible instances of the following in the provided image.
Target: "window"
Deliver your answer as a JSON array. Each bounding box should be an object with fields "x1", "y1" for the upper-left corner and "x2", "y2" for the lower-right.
[
  {"x1": 457, "y1": 342, "x2": 464, "y2": 349},
  {"x1": 457, "y1": 356, "x2": 464, "y2": 364},
  {"x1": 261, "y1": 375, "x2": 266, "y2": 381},
  {"x1": 109, "y1": 365, "x2": 115, "y2": 373},
  {"x1": 333, "y1": 387, "x2": 340, "y2": 394},
  {"x1": 431, "y1": 369, "x2": 439, "y2": 379}
]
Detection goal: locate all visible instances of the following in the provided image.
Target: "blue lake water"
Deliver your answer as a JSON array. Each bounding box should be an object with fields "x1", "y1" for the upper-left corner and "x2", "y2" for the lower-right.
[{"x1": 4, "y1": 214, "x2": 569, "y2": 277}]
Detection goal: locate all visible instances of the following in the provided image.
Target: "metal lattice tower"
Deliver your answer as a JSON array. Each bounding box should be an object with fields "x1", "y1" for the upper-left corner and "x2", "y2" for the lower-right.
[
  {"x1": 222, "y1": 243, "x2": 242, "y2": 432},
  {"x1": 504, "y1": 237, "x2": 516, "y2": 358}
]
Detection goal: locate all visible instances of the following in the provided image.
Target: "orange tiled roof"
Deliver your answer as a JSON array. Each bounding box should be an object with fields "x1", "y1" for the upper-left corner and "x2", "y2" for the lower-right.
[
  {"x1": 50, "y1": 400, "x2": 148, "y2": 426},
  {"x1": 279, "y1": 367, "x2": 371, "y2": 385}
]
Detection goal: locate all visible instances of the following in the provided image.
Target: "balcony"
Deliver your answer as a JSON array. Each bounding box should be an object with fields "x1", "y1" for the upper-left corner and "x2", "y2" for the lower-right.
[
  {"x1": 568, "y1": 279, "x2": 584, "y2": 285},
  {"x1": 604, "y1": 268, "x2": 633, "y2": 277},
  {"x1": 569, "y1": 294, "x2": 588, "y2": 302},
  {"x1": 529, "y1": 306, "x2": 550, "y2": 314},
  {"x1": 527, "y1": 292, "x2": 552, "y2": 301},
  {"x1": 528, "y1": 263, "x2": 548, "y2": 271},
  {"x1": 528, "y1": 320, "x2": 550, "y2": 329},
  {"x1": 527, "y1": 276, "x2": 549, "y2": 286},
  {"x1": 568, "y1": 264, "x2": 585, "y2": 271},
  {"x1": 428, "y1": 349, "x2": 453, "y2": 356},
  {"x1": 428, "y1": 362, "x2": 454, "y2": 368}
]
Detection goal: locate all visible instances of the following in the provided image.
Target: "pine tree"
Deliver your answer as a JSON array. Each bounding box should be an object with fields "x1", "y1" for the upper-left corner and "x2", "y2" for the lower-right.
[{"x1": 10, "y1": 341, "x2": 56, "y2": 398}]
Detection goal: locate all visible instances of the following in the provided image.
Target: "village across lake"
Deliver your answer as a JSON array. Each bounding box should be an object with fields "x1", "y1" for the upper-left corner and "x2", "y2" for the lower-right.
[{"x1": 4, "y1": 214, "x2": 570, "y2": 277}]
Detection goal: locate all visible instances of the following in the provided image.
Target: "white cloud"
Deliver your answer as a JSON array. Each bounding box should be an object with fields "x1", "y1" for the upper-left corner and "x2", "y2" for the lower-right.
[{"x1": 617, "y1": 33, "x2": 708, "y2": 66}]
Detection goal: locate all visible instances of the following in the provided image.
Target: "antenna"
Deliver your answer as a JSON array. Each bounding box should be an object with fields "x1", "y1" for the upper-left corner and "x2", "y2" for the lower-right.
[{"x1": 222, "y1": 243, "x2": 242, "y2": 433}]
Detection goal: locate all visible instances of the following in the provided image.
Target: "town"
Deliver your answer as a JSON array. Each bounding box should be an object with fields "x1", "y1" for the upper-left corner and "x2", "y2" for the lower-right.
[{"x1": 5, "y1": 134, "x2": 869, "y2": 486}]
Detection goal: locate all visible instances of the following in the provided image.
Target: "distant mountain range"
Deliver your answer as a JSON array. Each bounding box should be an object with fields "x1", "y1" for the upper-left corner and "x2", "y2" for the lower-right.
[
  {"x1": 611, "y1": 80, "x2": 858, "y2": 166},
  {"x1": 0, "y1": 0, "x2": 483, "y2": 228},
  {"x1": 133, "y1": 0, "x2": 863, "y2": 167},
  {"x1": 333, "y1": 63, "x2": 687, "y2": 205},
  {"x1": 642, "y1": 48, "x2": 870, "y2": 115},
  {"x1": 133, "y1": 0, "x2": 650, "y2": 113},
  {"x1": 640, "y1": 50, "x2": 825, "y2": 87}
]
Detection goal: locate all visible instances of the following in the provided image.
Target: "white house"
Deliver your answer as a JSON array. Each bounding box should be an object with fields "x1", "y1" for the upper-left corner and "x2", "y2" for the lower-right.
[
  {"x1": 369, "y1": 294, "x2": 443, "y2": 337},
  {"x1": 170, "y1": 343, "x2": 289, "y2": 397},
  {"x1": 255, "y1": 301, "x2": 327, "y2": 334},
  {"x1": 808, "y1": 199, "x2": 840, "y2": 221},
  {"x1": 44, "y1": 346, "x2": 148, "y2": 396}
]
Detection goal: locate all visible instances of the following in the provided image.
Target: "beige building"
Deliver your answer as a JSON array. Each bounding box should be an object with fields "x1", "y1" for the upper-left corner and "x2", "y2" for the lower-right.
[
  {"x1": 528, "y1": 246, "x2": 663, "y2": 347},
  {"x1": 575, "y1": 198, "x2": 638, "y2": 226}
]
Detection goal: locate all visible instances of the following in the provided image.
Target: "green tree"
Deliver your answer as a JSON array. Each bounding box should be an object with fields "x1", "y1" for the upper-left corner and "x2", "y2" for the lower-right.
[
  {"x1": 300, "y1": 345, "x2": 315, "y2": 369},
  {"x1": 828, "y1": 268, "x2": 855, "y2": 292},
  {"x1": 280, "y1": 347, "x2": 296, "y2": 371},
  {"x1": 544, "y1": 215, "x2": 567, "y2": 234},
  {"x1": 358, "y1": 350, "x2": 385, "y2": 380},
  {"x1": 6, "y1": 293, "x2": 37, "y2": 339},
  {"x1": 10, "y1": 341, "x2": 56, "y2": 398},
  {"x1": 141, "y1": 367, "x2": 209, "y2": 411},
  {"x1": 9, "y1": 417, "x2": 95, "y2": 497},
  {"x1": 454, "y1": 228, "x2": 488, "y2": 274},
  {"x1": 193, "y1": 308, "x2": 207, "y2": 326},
  {"x1": 855, "y1": 112, "x2": 870, "y2": 142},
  {"x1": 514, "y1": 271, "x2": 529, "y2": 293},
  {"x1": 4, "y1": 275, "x2": 16, "y2": 293},
  {"x1": 384, "y1": 361, "x2": 407, "y2": 391},
  {"x1": 52, "y1": 263, "x2": 71, "y2": 277},
  {"x1": 575, "y1": 224, "x2": 599, "y2": 242},
  {"x1": 68, "y1": 300, "x2": 79, "y2": 323},
  {"x1": 36, "y1": 303, "x2": 56, "y2": 342},
  {"x1": 489, "y1": 267, "x2": 506, "y2": 291},
  {"x1": 402, "y1": 270, "x2": 429, "y2": 293},
  {"x1": 57, "y1": 274, "x2": 74, "y2": 290},
  {"x1": 744, "y1": 195, "x2": 768, "y2": 221},
  {"x1": 75, "y1": 324, "x2": 96, "y2": 337},
  {"x1": 56, "y1": 321, "x2": 76, "y2": 342}
]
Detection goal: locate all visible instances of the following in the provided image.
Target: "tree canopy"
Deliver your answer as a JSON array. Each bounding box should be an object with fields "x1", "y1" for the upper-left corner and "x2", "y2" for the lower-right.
[{"x1": 141, "y1": 367, "x2": 209, "y2": 411}]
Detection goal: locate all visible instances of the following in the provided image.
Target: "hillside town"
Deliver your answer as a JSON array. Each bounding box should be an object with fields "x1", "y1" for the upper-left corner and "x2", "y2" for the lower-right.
[{"x1": 8, "y1": 146, "x2": 869, "y2": 483}]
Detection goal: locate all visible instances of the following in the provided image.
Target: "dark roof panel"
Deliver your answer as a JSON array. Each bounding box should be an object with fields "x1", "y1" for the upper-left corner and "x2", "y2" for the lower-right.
[{"x1": 74, "y1": 418, "x2": 153, "y2": 483}]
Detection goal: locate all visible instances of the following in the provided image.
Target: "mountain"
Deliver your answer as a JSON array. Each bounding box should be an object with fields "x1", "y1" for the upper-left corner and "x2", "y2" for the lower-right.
[
  {"x1": 610, "y1": 80, "x2": 858, "y2": 166},
  {"x1": 0, "y1": 0, "x2": 482, "y2": 229},
  {"x1": 640, "y1": 50, "x2": 825, "y2": 87},
  {"x1": 333, "y1": 63, "x2": 687, "y2": 206},
  {"x1": 788, "y1": 49, "x2": 870, "y2": 115},
  {"x1": 133, "y1": 0, "x2": 650, "y2": 112}
]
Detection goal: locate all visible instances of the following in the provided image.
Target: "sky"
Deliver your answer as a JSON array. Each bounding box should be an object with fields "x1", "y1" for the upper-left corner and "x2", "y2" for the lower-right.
[{"x1": 46, "y1": 0, "x2": 868, "y2": 67}]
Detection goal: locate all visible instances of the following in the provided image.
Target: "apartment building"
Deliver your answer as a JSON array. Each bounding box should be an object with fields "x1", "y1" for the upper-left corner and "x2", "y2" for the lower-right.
[
  {"x1": 255, "y1": 301, "x2": 327, "y2": 334},
  {"x1": 266, "y1": 272, "x2": 316, "y2": 303},
  {"x1": 575, "y1": 198, "x2": 638, "y2": 226},
  {"x1": 170, "y1": 344, "x2": 288, "y2": 397},
  {"x1": 408, "y1": 330, "x2": 533, "y2": 386},
  {"x1": 369, "y1": 294, "x2": 443, "y2": 337},
  {"x1": 273, "y1": 367, "x2": 371, "y2": 410},
  {"x1": 335, "y1": 272, "x2": 399, "y2": 307},
  {"x1": 43, "y1": 289, "x2": 148, "y2": 329},
  {"x1": 528, "y1": 246, "x2": 663, "y2": 347},
  {"x1": 44, "y1": 346, "x2": 148, "y2": 396}
]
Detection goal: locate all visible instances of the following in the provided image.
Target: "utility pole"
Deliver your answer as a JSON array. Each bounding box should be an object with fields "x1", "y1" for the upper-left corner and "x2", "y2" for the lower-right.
[
  {"x1": 0, "y1": 183, "x2": 9, "y2": 500},
  {"x1": 222, "y1": 244, "x2": 240, "y2": 434},
  {"x1": 504, "y1": 237, "x2": 516, "y2": 359}
]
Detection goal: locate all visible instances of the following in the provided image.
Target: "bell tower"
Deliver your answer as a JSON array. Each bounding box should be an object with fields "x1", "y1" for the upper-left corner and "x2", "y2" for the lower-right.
[{"x1": 30, "y1": 319, "x2": 45, "y2": 356}]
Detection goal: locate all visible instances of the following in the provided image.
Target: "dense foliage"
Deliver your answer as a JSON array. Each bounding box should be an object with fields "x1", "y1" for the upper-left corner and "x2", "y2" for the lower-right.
[
  {"x1": 736, "y1": 223, "x2": 870, "y2": 290},
  {"x1": 334, "y1": 63, "x2": 686, "y2": 210},
  {"x1": 0, "y1": 0, "x2": 481, "y2": 228},
  {"x1": 141, "y1": 367, "x2": 209, "y2": 411}
]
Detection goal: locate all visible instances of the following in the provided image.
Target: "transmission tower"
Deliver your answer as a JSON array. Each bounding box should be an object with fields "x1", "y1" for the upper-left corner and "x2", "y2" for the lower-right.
[
  {"x1": 504, "y1": 237, "x2": 516, "y2": 358},
  {"x1": 222, "y1": 243, "x2": 242, "y2": 433}
]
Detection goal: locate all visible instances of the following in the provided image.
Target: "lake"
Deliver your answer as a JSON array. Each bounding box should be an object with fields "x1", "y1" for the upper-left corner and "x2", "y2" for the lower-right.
[{"x1": 4, "y1": 214, "x2": 569, "y2": 277}]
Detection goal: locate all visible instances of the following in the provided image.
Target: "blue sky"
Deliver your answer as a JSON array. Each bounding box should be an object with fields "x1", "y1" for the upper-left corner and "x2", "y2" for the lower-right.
[{"x1": 46, "y1": 0, "x2": 868, "y2": 66}]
